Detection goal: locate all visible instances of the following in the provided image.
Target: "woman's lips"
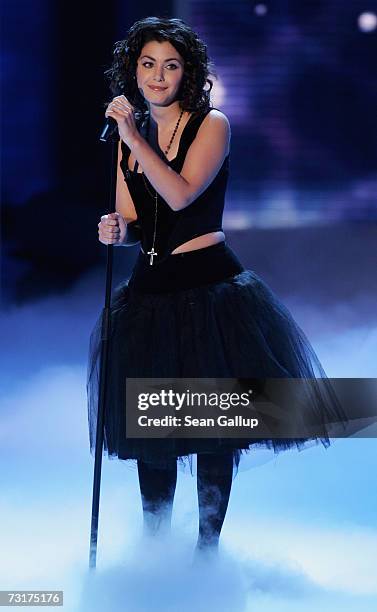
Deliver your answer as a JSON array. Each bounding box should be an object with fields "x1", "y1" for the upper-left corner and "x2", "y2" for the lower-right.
[{"x1": 148, "y1": 85, "x2": 168, "y2": 92}]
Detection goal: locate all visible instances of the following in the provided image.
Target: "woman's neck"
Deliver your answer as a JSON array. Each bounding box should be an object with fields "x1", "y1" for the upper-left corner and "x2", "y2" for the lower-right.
[{"x1": 148, "y1": 102, "x2": 184, "y2": 131}]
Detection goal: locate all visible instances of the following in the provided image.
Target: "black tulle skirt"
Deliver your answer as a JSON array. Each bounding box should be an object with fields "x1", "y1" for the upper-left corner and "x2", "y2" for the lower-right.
[{"x1": 87, "y1": 241, "x2": 347, "y2": 473}]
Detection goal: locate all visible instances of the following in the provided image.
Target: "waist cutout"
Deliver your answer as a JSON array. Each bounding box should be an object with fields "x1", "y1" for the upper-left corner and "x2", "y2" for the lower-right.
[{"x1": 128, "y1": 241, "x2": 245, "y2": 294}]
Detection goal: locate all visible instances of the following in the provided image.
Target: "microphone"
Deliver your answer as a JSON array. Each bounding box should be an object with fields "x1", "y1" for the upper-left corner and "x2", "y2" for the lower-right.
[{"x1": 99, "y1": 117, "x2": 119, "y2": 143}]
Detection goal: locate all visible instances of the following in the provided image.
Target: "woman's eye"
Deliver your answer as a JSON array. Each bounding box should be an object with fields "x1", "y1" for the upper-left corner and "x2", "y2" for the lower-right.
[{"x1": 141, "y1": 62, "x2": 179, "y2": 70}]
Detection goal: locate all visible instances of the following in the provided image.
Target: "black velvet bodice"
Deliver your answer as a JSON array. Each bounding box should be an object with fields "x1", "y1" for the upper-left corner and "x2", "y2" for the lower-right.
[{"x1": 120, "y1": 108, "x2": 229, "y2": 264}]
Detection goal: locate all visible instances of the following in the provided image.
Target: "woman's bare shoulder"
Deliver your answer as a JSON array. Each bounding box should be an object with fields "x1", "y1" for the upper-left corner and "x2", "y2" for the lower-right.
[
  {"x1": 192, "y1": 108, "x2": 231, "y2": 156},
  {"x1": 205, "y1": 108, "x2": 230, "y2": 127},
  {"x1": 197, "y1": 108, "x2": 231, "y2": 140}
]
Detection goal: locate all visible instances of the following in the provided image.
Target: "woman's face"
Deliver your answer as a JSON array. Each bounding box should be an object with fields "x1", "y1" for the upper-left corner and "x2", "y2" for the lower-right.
[{"x1": 136, "y1": 40, "x2": 185, "y2": 107}]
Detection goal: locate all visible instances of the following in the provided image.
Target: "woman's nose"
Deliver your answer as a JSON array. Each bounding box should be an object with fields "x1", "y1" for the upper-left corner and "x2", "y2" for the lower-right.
[{"x1": 153, "y1": 65, "x2": 165, "y2": 81}]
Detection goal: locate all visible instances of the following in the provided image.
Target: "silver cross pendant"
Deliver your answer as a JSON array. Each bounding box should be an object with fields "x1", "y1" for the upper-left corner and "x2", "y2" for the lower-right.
[{"x1": 147, "y1": 247, "x2": 158, "y2": 266}]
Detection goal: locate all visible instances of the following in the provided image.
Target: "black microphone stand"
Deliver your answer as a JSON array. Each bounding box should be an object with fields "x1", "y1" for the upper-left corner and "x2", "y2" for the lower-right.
[{"x1": 89, "y1": 119, "x2": 119, "y2": 570}]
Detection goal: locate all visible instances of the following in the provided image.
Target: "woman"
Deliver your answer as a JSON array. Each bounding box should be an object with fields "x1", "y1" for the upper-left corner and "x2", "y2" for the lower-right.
[{"x1": 87, "y1": 17, "x2": 347, "y2": 554}]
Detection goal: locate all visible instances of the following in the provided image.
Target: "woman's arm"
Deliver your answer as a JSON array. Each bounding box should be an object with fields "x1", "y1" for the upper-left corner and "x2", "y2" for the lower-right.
[
  {"x1": 115, "y1": 141, "x2": 141, "y2": 245},
  {"x1": 127, "y1": 110, "x2": 230, "y2": 212},
  {"x1": 98, "y1": 142, "x2": 141, "y2": 247},
  {"x1": 115, "y1": 140, "x2": 138, "y2": 222}
]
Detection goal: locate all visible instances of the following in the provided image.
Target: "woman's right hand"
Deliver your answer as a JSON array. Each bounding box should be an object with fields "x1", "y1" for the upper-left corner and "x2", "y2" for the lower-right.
[{"x1": 98, "y1": 212, "x2": 127, "y2": 245}]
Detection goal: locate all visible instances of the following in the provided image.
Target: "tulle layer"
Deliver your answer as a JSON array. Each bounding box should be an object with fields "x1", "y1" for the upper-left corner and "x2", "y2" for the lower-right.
[{"x1": 87, "y1": 267, "x2": 347, "y2": 472}]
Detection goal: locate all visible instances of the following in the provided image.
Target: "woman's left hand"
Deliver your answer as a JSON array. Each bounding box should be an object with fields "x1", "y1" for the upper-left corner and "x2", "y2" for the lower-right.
[{"x1": 105, "y1": 95, "x2": 139, "y2": 145}]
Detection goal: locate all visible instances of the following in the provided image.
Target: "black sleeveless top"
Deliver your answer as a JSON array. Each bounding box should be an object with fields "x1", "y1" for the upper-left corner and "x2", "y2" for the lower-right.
[{"x1": 119, "y1": 108, "x2": 229, "y2": 263}]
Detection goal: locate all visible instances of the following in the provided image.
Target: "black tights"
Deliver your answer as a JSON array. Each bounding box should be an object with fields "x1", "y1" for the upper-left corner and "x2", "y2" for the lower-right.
[{"x1": 137, "y1": 451, "x2": 234, "y2": 548}]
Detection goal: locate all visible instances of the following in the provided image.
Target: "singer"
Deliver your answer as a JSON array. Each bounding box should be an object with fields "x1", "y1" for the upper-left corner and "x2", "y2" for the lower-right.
[{"x1": 87, "y1": 16, "x2": 347, "y2": 554}]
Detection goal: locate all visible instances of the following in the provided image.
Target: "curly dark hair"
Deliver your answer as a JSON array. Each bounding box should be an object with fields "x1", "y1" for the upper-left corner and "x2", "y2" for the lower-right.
[{"x1": 104, "y1": 16, "x2": 217, "y2": 119}]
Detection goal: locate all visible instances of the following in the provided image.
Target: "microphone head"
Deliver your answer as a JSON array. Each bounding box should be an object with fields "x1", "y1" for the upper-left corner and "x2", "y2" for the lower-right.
[{"x1": 100, "y1": 117, "x2": 118, "y2": 143}]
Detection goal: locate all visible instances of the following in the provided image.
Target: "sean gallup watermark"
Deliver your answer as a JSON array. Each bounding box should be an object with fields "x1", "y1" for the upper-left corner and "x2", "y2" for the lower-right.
[
  {"x1": 124, "y1": 377, "x2": 377, "y2": 440},
  {"x1": 126, "y1": 378, "x2": 259, "y2": 438},
  {"x1": 138, "y1": 413, "x2": 259, "y2": 429}
]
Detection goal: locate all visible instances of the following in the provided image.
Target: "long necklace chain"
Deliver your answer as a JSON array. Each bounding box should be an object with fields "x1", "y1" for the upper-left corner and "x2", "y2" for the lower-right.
[{"x1": 142, "y1": 108, "x2": 185, "y2": 265}]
